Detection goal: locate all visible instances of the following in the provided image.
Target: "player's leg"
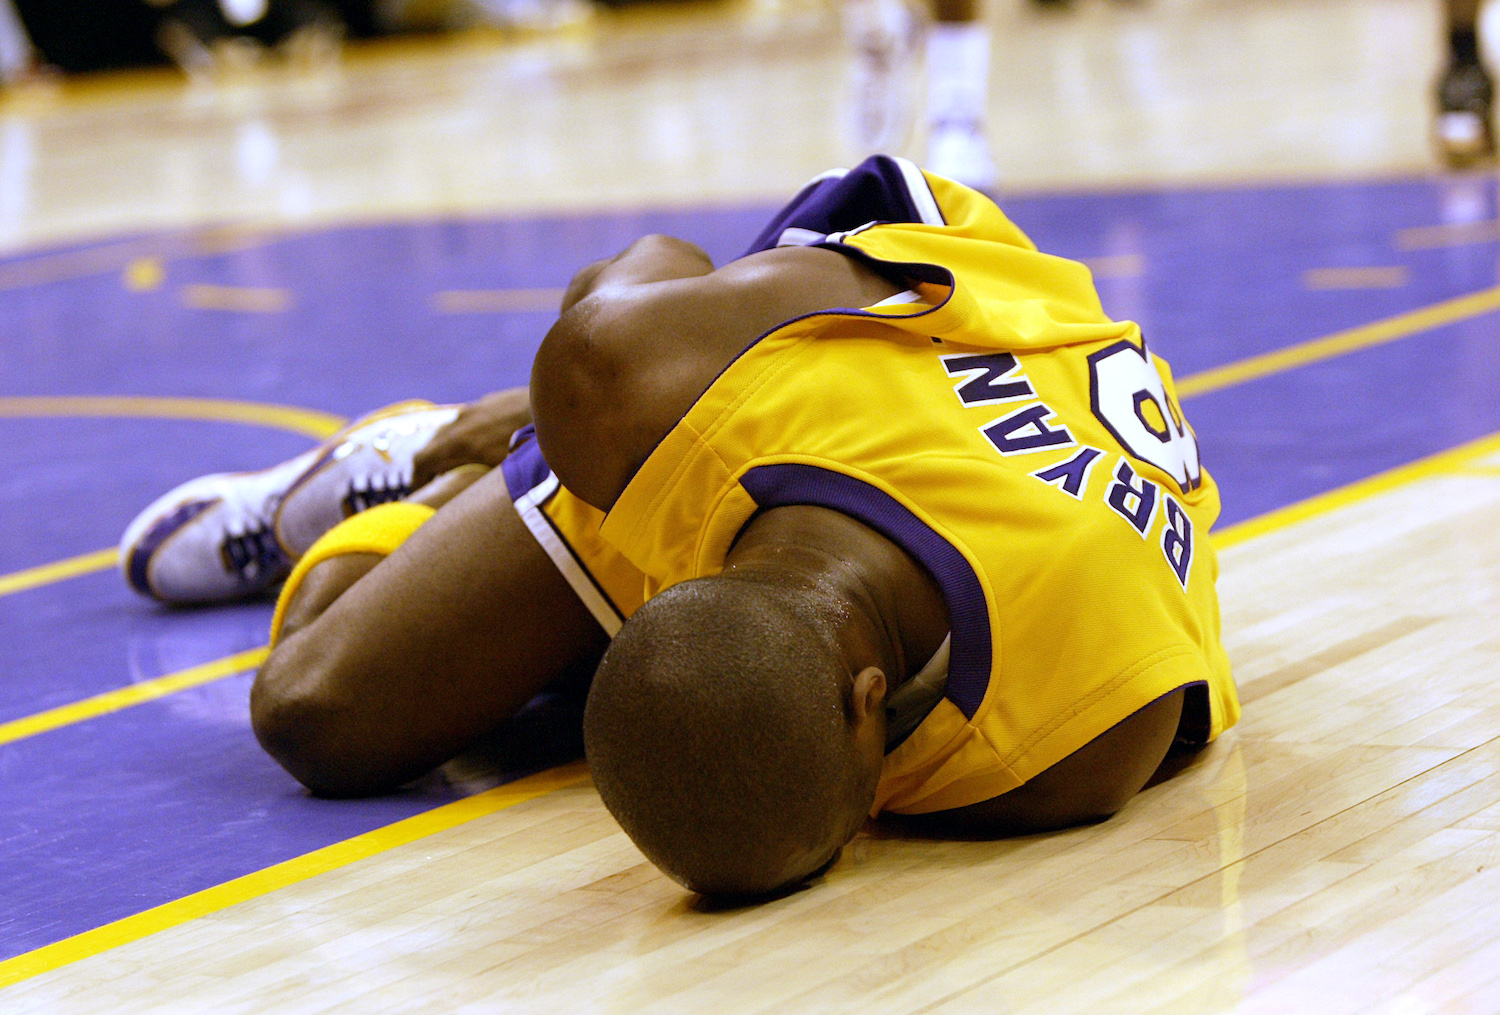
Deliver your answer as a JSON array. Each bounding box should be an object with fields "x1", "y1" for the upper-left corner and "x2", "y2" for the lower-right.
[
  {"x1": 1436, "y1": 0, "x2": 1494, "y2": 164},
  {"x1": 251, "y1": 464, "x2": 610, "y2": 797},
  {"x1": 924, "y1": 0, "x2": 996, "y2": 189},
  {"x1": 270, "y1": 463, "x2": 489, "y2": 644},
  {"x1": 844, "y1": 0, "x2": 920, "y2": 156},
  {"x1": 0, "y1": 0, "x2": 36, "y2": 84}
]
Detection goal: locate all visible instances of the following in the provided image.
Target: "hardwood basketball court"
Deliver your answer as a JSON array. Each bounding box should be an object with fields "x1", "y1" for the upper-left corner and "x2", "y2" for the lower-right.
[{"x1": 2, "y1": 0, "x2": 1498, "y2": 1010}]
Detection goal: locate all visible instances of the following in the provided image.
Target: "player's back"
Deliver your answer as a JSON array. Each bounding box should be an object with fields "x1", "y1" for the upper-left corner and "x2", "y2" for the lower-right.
[{"x1": 595, "y1": 160, "x2": 1239, "y2": 814}]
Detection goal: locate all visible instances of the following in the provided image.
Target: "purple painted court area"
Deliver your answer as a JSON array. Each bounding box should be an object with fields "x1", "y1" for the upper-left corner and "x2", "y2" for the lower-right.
[{"x1": 2, "y1": 174, "x2": 1500, "y2": 962}]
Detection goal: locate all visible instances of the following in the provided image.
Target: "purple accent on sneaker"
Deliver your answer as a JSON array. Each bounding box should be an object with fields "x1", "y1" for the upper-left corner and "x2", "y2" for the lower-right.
[
  {"x1": 125, "y1": 498, "x2": 218, "y2": 596},
  {"x1": 500, "y1": 425, "x2": 553, "y2": 502},
  {"x1": 277, "y1": 443, "x2": 340, "y2": 510}
]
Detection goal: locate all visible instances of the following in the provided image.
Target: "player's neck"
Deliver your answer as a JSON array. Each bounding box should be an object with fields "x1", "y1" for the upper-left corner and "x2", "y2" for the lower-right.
[{"x1": 724, "y1": 505, "x2": 947, "y2": 686}]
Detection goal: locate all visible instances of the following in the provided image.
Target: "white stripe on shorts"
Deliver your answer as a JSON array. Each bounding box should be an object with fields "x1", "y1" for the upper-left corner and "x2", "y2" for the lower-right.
[{"x1": 510, "y1": 472, "x2": 625, "y2": 636}]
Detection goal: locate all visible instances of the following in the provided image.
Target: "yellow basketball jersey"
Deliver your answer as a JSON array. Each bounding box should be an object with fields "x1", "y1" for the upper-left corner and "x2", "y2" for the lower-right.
[{"x1": 596, "y1": 170, "x2": 1240, "y2": 815}]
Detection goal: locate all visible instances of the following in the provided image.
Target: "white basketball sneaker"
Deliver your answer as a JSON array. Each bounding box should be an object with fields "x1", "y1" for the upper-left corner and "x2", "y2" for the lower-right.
[
  {"x1": 120, "y1": 400, "x2": 458, "y2": 604},
  {"x1": 272, "y1": 403, "x2": 460, "y2": 558}
]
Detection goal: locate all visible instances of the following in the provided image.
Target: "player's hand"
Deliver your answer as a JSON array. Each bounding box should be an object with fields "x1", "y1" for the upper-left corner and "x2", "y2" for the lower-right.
[{"x1": 410, "y1": 388, "x2": 532, "y2": 491}]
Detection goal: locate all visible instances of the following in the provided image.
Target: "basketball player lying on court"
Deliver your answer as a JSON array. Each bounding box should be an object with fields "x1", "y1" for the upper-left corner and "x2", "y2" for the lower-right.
[{"x1": 122, "y1": 157, "x2": 1240, "y2": 898}]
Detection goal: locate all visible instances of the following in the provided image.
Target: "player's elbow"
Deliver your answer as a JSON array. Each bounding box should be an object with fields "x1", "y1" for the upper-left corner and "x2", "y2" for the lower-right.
[
  {"x1": 250, "y1": 644, "x2": 393, "y2": 798},
  {"x1": 530, "y1": 294, "x2": 639, "y2": 510}
]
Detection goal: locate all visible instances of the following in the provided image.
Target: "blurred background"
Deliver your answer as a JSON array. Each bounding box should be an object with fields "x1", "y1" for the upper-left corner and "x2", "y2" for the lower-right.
[
  {"x1": 6, "y1": 0, "x2": 1500, "y2": 975},
  {"x1": 0, "y1": 0, "x2": 1482, "y2": 254}
]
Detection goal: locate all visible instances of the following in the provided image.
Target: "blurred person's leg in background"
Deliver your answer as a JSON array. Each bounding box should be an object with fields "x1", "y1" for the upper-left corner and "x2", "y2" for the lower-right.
[
  {"x1": 1436, "y1": 0, "x2": 1494, "y2": 164},
  {"x1": 844, "y1": 0, "x2": 995, "y2": 191},
  {"x1": 378, "y1": 0, "x2": 589, "y2": 33},
  {"x1": 924, "y1": 0, "x2": 994, "y2": 189},
  {"x1": 0, "y1": 0, "x2": 35, "y2": 83},
  {"x1": 156, "y1": 0, "x2": 346, "y2": 73},
  {"x1": 845, "y1": 0, "x2": 919, "y2": 165}
]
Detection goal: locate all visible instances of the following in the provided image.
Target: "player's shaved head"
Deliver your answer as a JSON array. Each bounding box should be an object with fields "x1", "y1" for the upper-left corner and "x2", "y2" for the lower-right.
[{"x1": 584, "y1": 575, "x2": 880, "y2": 898}]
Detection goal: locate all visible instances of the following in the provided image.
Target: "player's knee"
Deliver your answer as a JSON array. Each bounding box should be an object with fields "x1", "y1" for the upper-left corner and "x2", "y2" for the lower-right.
[{"x1": 250, "y1": 647, "x2": 379, "y2": 798}]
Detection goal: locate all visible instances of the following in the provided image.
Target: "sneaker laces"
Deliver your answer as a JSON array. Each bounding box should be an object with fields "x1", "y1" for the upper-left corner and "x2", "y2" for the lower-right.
[
  {"x1": 343, "y1": 477, "x2": 411, "y2": 516},
  {"x1": 220, "y1": 521, "x2": 288, "y2": 582}
]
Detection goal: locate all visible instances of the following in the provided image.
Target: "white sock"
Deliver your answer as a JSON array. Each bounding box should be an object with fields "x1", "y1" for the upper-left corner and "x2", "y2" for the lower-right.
[{"x1": 926, "y1": 21, "x2": 990, "y2": 128}]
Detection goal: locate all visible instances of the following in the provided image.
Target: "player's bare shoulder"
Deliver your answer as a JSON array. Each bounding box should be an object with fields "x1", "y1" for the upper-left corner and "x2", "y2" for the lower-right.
[{"x1": 532, "y1": 242, "x2": 904, "y2": 512}]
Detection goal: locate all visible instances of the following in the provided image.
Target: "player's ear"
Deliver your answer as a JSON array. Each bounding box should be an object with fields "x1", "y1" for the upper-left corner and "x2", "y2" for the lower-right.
[{"x1": 851, "y1": 666, "x2": 887, "y2": 723}]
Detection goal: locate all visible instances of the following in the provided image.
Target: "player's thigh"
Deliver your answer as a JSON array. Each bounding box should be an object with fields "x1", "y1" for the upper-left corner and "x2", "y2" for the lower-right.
[{"x1": 253, "y1": 467, "x2": 608, "y2": 794}]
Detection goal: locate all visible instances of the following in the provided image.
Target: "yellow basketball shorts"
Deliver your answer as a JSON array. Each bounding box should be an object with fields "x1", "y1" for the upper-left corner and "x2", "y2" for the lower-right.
[{"x1": 497, "y1": 425, "x2": 646, "y2": 634}]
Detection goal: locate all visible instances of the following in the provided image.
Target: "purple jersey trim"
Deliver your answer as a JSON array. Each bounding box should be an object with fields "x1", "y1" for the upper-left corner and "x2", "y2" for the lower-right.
[
  {"x1": 738, "y1": 463, "x2": 991, "y2": 719},
  {"x1": 744, "y1": 155, "x2": 947, "y2": 256},
  {"x1": 500, "y1": 425, "x2": 553, "y2": 501}
]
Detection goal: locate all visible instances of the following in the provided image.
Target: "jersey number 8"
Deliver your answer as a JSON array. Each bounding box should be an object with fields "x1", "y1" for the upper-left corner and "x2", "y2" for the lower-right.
[{"x1": 1088, "y1": 339, "x2": 1202, "y2": 494}]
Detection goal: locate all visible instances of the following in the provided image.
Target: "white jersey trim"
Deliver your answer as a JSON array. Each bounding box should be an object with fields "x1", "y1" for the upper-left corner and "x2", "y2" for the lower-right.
[{"x1": 871, "y1": 289, "x2": 926, "y2": 307}]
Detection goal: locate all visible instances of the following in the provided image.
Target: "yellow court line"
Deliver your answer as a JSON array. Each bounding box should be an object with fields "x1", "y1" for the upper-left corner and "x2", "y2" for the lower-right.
[
  {"x1": 1209, "y1": 429, "x2": 1500, "y2": 550},
  {"x1": 1300, "y1": 266, "x2": 1408, "y2": 291},
  {"x1": 1394, "y1": 218, "x2": 1500, "y2": 251},
  {"x1": 0, "y1": 225, "x2": 280, "y2": 293},
  {"x1": 1080, "y1": 254, "x2": 1145, "y2": 280},
  {"x1": 1175, "y1": 284, "x2": 1500, "y2": 399},
  {"x1": 0, "y1": 549, "x2": 117, "y2": 599},
  {"x1": 0, "y1": 762, "x2": 590, "y2": 990},
  {"x1": 0, "y1": 396, "x2": 344, "y2": 600},
  {"x1": 180, "y1": 284, "x2": 293, "y2": 314},
  {"x1": 0, "y1": 236, "x2": 181, "y2": 292},
  {"x1": 0, "y1": 648, "x2": 269, "y2": 748},
  {"x1": 0, "y1": 396, "x2": 345, "y2": 440}
]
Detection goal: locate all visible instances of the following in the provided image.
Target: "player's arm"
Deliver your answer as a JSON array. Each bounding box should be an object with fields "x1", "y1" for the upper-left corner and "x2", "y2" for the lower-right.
[
  {"x1": 532, "y1": 239, "x2": 906, "y2": 511},
  {"x1": 271, "y1": 464, "x2": 489, "y2": 643},
  {"x1": 406, "y1": 237, "x2": 720, "y2": 492},
  {"x1": 559, "y1": 234, "x2": 718, "y2": 311},
  {"x1": 408, "y1": 388, "x2": 532, "y2": 492},
  {"x1": 887, "y1": 689, "x2": 1186, "y2": 837}
]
